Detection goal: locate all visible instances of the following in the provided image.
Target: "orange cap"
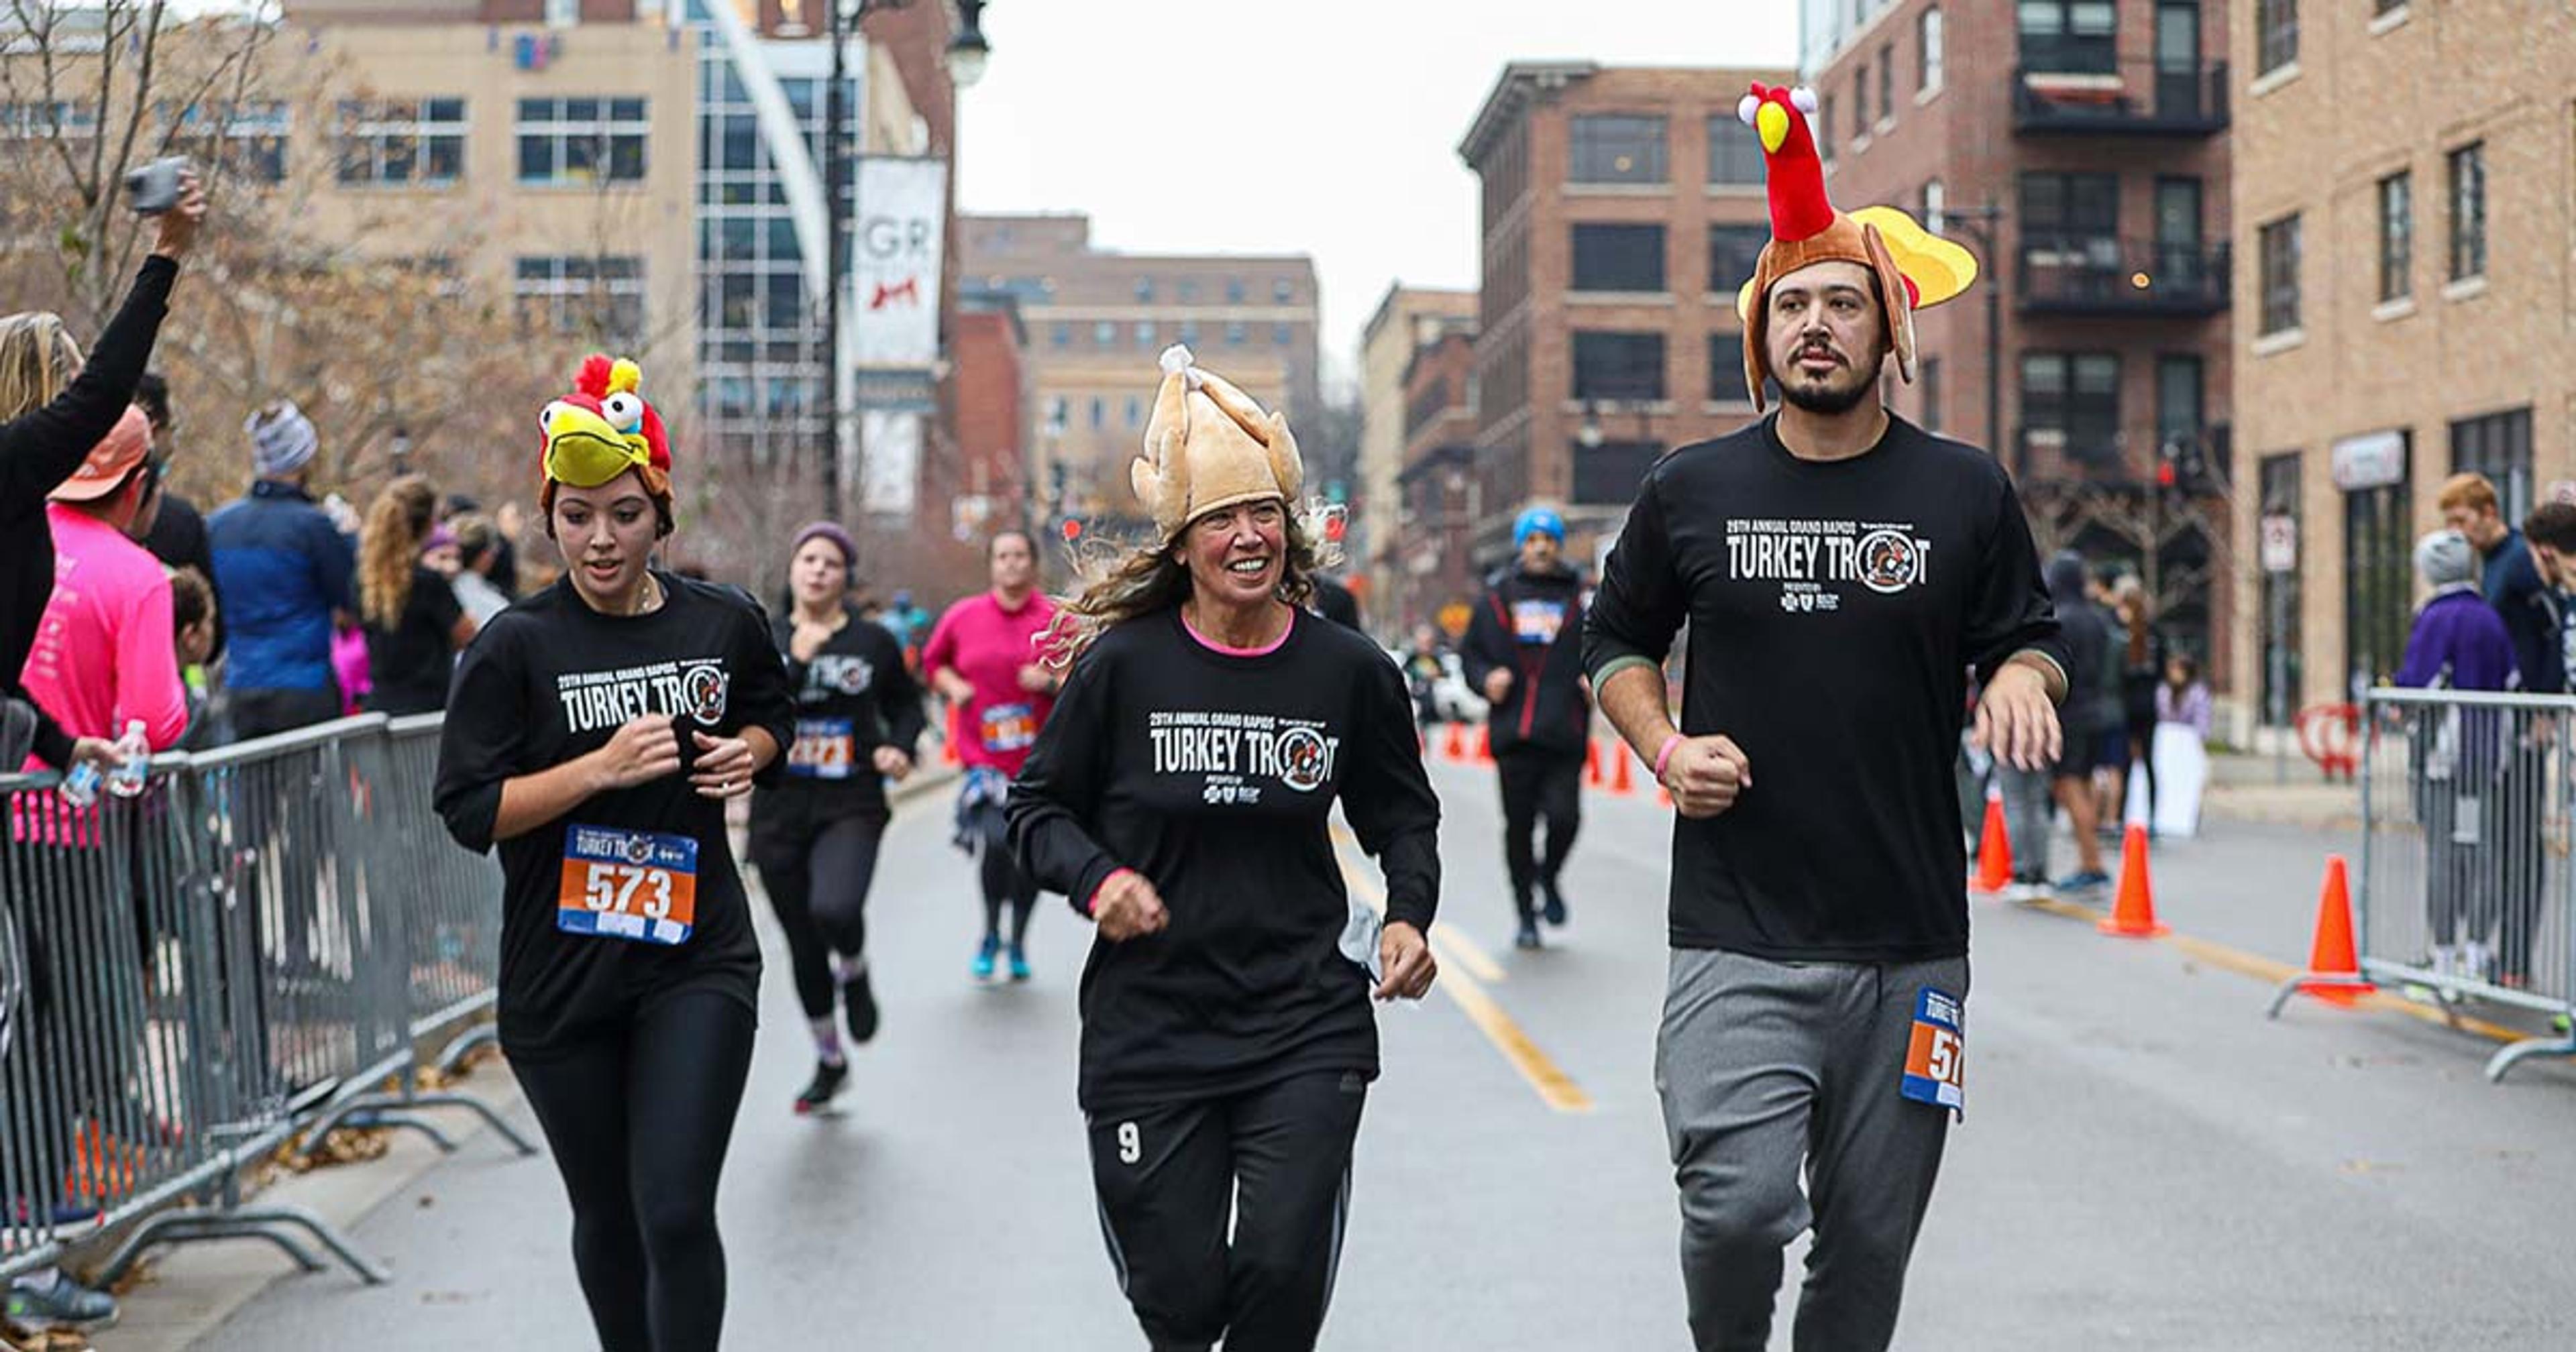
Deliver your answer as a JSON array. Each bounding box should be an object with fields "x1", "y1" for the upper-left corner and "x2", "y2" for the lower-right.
[{"x1": 50, "y1": 407, "x2": 154, "y2": 503}]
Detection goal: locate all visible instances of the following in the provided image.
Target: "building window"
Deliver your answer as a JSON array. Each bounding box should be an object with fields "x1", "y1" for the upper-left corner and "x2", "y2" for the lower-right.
[
  {"x1": 1707, "y1": 115, "x2": 1765, "y2": 186},
  {"x1": 1571, "y1": 223, "x2": 1667, "y2": 292},
  {"x1": 1816, "y1": 93, "x2": 1833, "y2": 159},
  {"x1": 2156, "y1": 355, "x2": 2205, "y2": 464},
  {"x1": 1226, "y1": 321, "x2": 1247, "y2": 346},
  {"x1": 1273, "y1": 322, "x2": 1292, "y2": 346},
  {"x1": 1920, "y1": 6, "x2": 1945, "y2": 93},
  {"x1": 2019, "y1": 0, "x2": 2118, "y2": 74},
  {"x1": 1179, "y1": 319, "x2": 1201, "y2": 346},
  {"x1": 1877, "y1": 45, "x2": 1895, "y2": 125},
  {"x1": 1571, "y1": 440, "x2": 1662, "y2": 506},
  {"x1": 1089, "y1": 397, "x2": 1104, "y2": 430},
  {"x1": 171, "y1": 101, "x2": 289, "y2": 183},
  {"x1": 2376, "y1": 171, "x2": 2411, "y2": 302},
  {"x1": 1854, "y1": 60, "x2": 1872, "y2": 128},
  {"x1": 513, "y1": 256, "x2": 645, "y2": 345},
  {"x1": 2345, "y1": 438, "x2": 2410, "y2": 693},
  {"x1": 1136, "y1": 321, "x2": 1156, "y2": 348},
  {"x1": 1922, "y1": 179, "x2": 1946, "y2": 233},
  {"x1": 1178, "y1": 280, "x2": 1199, "y2": 303},
  {"x1": 1044, "y1": 395, "x2": 1068, "y2": 429},
  {"x1": 1273, "y1": 278, "x2": 1295, "y2": 302},
  {"x1": 333, "y1": 98, "x2": 466, "y2": 186},
  {"x1": 1571, "y1": 332, "x2": 1666, "y2": 401},
  {"x1": 2451, "y1": 408, "x2": 2534, "y2": 525},
  {"x1": 2256, "y1": 0, "x2": 2298, "y2": 75},
  {"x1": 2447, "y1": 142, "x2": 2485, "y2": 282},
  {"x1": 2257, "y1": 452, "x2": 2302, "y2": 725},
  {"x1": 1709, "y1": 332, "x2": 1750, "y2": 404},
  {"x1": 543, "y1": 0, "x2": 578, "y2": 27},
  {"x1": 1093, "y1": 320, "x2": 1116, "y2": 346},
  {"x1": 1125, "y1": 395, "x2": 1142, "y2": 429},
  {"x1": 1134, "y1": 278, "x2": 1155, "y2": 302},
  {"x1": 1050, "y1": 321, "x2": 1070, "y2": 348},
  {"x1": 516, "y1": 97, "x2": 648, "y2": 184},
  {"x1": 1225, "y1": 278, "x2": 1246, "y2": 304},
  {"x1": 1708, "y1": 223, "x2": 1768, "y2": 294},
  {"x1": 2258, "y1": 215, "x2": 2301, "y2": 335},
  {"x1": 1568, "y1": 114, "x2": 1667, "y2": 185},
  {"x1": 1921, "y1": 356, "x2": 1942, "y2": 432},
  {"x1": 2021, "y1": 351, "x2": 2121, "y2": 463}
]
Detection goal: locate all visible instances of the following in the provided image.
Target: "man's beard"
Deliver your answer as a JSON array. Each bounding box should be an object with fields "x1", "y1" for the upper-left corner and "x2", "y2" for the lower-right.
[{"x1": 1776, "y1": 347, "x2": 1884, "y2": 415}]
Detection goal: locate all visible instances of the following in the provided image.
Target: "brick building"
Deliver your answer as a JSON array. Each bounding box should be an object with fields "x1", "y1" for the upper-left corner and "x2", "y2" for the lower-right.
[
  {"x1": 1393, "y1": 326, "x2": 1484, "y2": 637},
  {"x1": 1807, "y1": 0, "x2": 2236, "y2": 684},
  {"x1": 1456, "y1": 62, "x2": 1792, "y2": 574},
  {"x1": 957, "y1": 214, "x2": 1321, "y2": 538},
  {"x1": 2228, "y1": 0, "x2": 2574, "y2": 730},
  {"x1": 1358, "y1": 285, "x2": 1478, "y2": 621},
  {"x1": 947, "y1": 292, "x2": 1028, "y2": 557}
]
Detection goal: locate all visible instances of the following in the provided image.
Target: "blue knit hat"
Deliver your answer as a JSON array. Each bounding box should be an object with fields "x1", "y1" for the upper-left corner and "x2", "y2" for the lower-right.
[{"x1": 1514, "y1": 506, "x2": 1566, "y2": 547}]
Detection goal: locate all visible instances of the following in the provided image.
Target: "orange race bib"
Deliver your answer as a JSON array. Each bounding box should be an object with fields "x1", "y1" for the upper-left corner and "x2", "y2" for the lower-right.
[
  {"x1": 980, "y1": 701, "x2": 1036, "y2": 754},
  {"x1": 787, "y1": 718, "x2": 857, "y2": 780},
  {"x1": 1898, "y1": 988, "x2": 1965, "y2": 1119},
  {"x1": 557, "y1": 825, "x2": 700, "y2": 946}
]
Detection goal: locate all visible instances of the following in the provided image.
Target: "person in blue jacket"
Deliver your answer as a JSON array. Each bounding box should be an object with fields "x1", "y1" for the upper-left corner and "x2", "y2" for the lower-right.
[{"x1": 209, "y1": 400, "x2": 357, "y2": 740}]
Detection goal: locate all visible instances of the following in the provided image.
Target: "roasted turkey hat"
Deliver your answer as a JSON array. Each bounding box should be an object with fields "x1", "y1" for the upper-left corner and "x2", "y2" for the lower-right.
[
  {"x1": 1132, "y1": 345, "x2": 1304, "y2": 540},
  {"x1": 1732, "y1": 82, "x2": 1980, "y2": 414}
]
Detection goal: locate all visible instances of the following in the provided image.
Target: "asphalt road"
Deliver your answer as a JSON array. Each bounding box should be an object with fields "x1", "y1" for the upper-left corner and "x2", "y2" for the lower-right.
[{"x1": 195, "y1": 756, "x2": 2576, "y2": 1350}]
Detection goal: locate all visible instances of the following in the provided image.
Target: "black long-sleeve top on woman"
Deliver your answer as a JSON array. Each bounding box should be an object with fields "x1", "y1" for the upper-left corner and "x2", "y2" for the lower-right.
[
  {"x1": 3, "y1": 257, "x2": 177, "y2": 767},
  {"x1": 747, "y1": 604, "x2": 927, "y2": 847},
  {"x1": 1008, "y1": 606, "x2": 1440, "y2": 1114}
]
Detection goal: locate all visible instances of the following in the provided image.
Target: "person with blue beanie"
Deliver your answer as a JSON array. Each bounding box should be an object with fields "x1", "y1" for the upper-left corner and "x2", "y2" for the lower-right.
[{"x1": 1461, "y1": 504, "x2": 1593, "y2": 948}]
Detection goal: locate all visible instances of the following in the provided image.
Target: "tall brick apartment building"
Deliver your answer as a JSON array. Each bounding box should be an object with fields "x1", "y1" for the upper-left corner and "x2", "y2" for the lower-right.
[
  {"x1": 1809, "y1": 0, "x2": 2236, "y2": 682},
  {"x1": 1393, "y1": 325, "x2": 1483, "y2": 635},
  {"x1": 1456, "y1": 63, "x2": 1792, "y2": 574},
  {"x1": 2229, "y1": 0, "x2": 2574, "y2": 730}
]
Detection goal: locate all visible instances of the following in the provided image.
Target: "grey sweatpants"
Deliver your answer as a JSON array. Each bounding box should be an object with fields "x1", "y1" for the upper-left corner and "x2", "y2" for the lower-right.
[{"x1": 1656, "y1": 948, "x2": 1970, "y2": 1352}]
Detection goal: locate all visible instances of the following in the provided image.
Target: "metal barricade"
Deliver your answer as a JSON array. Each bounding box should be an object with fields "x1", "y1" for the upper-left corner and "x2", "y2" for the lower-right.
[
  {"x1": 2275, "y1": 688, "x2": 2576, "y2": 1082},
  {"x1": 2, "y1": 713, "x2": 521, "y2": 1290}
]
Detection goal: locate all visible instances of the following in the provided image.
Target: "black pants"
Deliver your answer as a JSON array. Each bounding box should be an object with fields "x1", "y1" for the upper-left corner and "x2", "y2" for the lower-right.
[
  {"x1": 1497, "y1": 748, "x2": 1584, "y2": 916},
  {"x1": 967, "y1": 800, "x2": 1038, "y2": 946},
  {"x1": 512, "y1": 989, "x2": 757, "y2": 1352},
  {"x1": 751, "y1": 813, "x2": 886, "y2": 1019},
  {"x1": 227, "y1": 685, "x2": 342, "y2": 742},
  {"x1": 1087, "y1": 1070, "x2": 1367, "y2": 1352},
  {"x1": 2496, "y1": 746, "x2": 2547, "y2": 982}
]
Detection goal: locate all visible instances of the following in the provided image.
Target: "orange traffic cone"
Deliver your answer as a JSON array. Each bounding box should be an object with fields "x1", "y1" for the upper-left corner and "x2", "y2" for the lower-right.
[
  {"x1": 2297, "y1": 855, "x2": 2373, "y2": 1005},
  {"x1": 1441, "y1": 722, "x2": 1466, "y2": 763},
  {"x1": 1972, "y1": 793, "x2": 2013, "y2": 895},
  {"x1": 942, "y1": 705, "x2": 963, "y2": 767},
  {"x1": 1585, "y1": 738, "x2": 1604, "y2": 787},
  {"x1": 2098, "y1": 824, "x2": 2168, "y2": 937},
  {"x1": 1610, "y1": 747, "x2": 1635, "y2": 797},
  {"x1": 1474, "y1": 726, "x2": 1494, "y2": 764}
]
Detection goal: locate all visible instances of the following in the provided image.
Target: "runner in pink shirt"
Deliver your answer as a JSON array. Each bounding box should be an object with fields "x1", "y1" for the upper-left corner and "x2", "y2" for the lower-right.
[
  {"x1": 921, "y1": 528, "x2": 1060, "y2": 982},
  {"x1": 18, "y1": 407, "x2": 186, "y2": 769}
]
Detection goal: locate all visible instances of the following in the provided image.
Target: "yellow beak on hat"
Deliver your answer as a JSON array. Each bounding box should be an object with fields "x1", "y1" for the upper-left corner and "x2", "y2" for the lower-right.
[{"x1": 541, "y1": 401, "x2": 652, "y2": 490}]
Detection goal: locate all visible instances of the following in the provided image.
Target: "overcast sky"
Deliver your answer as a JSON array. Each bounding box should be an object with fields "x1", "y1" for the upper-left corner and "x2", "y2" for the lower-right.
[{"x1": 954, "y1": 1, "x2": 1799, "y2": 389}]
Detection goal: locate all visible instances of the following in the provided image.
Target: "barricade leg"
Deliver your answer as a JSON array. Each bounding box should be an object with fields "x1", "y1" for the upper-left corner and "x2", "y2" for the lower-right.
[{"x1": 95, "y1": 1200, "x2": 388, "y2": 1286}]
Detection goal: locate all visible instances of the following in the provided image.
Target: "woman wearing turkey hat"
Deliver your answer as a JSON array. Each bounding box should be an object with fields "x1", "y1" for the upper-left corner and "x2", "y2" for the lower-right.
[
  {"x1": 1008, "y1": 345, "x2": 1441, "y2": 1352},
  {"x1": 433, "y1": 355, "x2": 792, "y2": 1352}
]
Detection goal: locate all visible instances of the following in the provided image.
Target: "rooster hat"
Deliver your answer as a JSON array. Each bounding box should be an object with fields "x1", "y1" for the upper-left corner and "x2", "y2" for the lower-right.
[
  {"x1": 1731, "y1": 82, "x2": 1980, "y2": 414},
  {"x1": 1132, "y1": 344, "x2": 1304, "y2": 541},
  {"x1": 538, "y1": 353, "x2": 673, "y2": 507}
]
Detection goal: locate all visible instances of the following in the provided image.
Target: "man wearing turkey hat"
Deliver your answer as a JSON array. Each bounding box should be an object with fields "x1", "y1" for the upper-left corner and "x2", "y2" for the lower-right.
[
  {"x1": 1584, "y1": 84, "x2": 2070, "y2": 1350},
  {"x1": 1010, "y1": 345, "x2": 1440, "y2": 1351}
]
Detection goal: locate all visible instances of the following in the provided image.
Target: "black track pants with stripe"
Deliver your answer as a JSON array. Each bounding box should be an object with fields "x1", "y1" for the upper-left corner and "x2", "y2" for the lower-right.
[{"x1": 1085, "y1": 1069, "x2": 1368, "y2": 1352}]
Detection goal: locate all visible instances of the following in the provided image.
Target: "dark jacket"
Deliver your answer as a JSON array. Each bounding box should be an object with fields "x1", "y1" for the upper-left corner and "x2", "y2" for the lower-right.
[
  {"x1": 1462, "y1": 565, "x2": 1591, "y2": 756},
  {"x1": 1, "y1": 257, "x2": 176, "y2": 768},
  {"x1": 209, "y1": 481, "x2": 358, "y2": 693},
  {"x1": 2046, "y1": 555, "x2": 2118, "y2": 737},
  {"x1": 142, "y1": 488, "x2": 223, "y2": 660},
  {"x1": 2479, "y1": 528, "x2": 2561, "y2": 694}
]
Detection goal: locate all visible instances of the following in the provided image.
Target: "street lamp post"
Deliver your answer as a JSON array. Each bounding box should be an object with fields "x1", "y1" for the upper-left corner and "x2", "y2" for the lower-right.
[
  {"x1": 1933, "y1": 204, "x2": 2006, "y2": 462},
  {"x1": 818, "y1": 0, "x2": 993, "y2": 522}
]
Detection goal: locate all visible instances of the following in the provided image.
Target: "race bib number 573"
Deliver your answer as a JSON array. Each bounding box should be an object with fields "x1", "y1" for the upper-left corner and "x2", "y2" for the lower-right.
[{"x1": 557, "y1": 825, "x2": 700, "y2": 946}]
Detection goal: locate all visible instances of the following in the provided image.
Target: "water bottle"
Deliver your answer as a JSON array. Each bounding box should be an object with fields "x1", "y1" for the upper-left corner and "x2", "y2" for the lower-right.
[
  {"x1": 58, "y1": 759, "x2": 101, "y2": 807},
  {"x1": 105, "y1": 720, "x2": 150, "y2": 798}
]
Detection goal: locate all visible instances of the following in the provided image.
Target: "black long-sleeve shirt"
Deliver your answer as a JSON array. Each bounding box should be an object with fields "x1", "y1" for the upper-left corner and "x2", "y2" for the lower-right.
[
  {"x1": 1583, "y1": 414, "x2": 2066, "y2": 962},
  {"x1": 3, "y1": 257, "x2": 176, "y2": 767},
  {"x1": 433, "y1": 573, "x2": 795, "y2": 1058},
  {"x1": 1008, "y1": 606, "x2": 1440, "y2": 1113},
  {"x1": 748, "y1": 603, "x2": 927, "y2": 844},
  {"x1": 1460, "y1": 565, "x2": 1591, "y2": 756}
]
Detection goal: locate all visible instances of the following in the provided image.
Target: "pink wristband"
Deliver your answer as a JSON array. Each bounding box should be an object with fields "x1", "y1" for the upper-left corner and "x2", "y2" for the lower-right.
[
  {"x1": 1087, "y1": 868, "x2": 1135, "y2": 918},
  {"x1": 1652, "y1": 734, "x2": 1684, "y2": 783}
]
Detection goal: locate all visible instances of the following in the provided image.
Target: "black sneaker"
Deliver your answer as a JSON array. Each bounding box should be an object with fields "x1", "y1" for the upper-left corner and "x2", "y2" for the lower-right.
[
  {"x1": 1540, "y1": 883, "x2": 1569, "y2": 927},
  {"x1": 1513, "y1": 919, "x2": 1543, "y2": 950},
  {"x1": 842, "y1": 969, "x2": 879, "y2": 1044},
  {"x1": 794, "y1": 1060, "x2": 849, "y2": 1115}
]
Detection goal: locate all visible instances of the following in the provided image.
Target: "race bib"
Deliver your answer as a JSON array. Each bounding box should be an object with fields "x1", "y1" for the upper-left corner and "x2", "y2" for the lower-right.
[
  {"x1": 787, "y1": 718, "x2": 857, "y2": 781},
  {"x1": 557, "y1": 825, "x2": 699, "y2": 946},
  {"x1": 1511, "y1": 599, "x2": 1566, "y2": 645},
  {"x1": 1898, "y1": 988, "x2": 1966, "y2": 1118},
  {"x1": 981, "y1": 702, "x2": 1036, "y2": 754}
]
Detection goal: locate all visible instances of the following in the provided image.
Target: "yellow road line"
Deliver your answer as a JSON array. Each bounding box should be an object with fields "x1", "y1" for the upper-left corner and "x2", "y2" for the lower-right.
[
  {"x1": 2011, "y1": 894, "x2": 2534, "y2": 1044},
  {"x1": 1330, "y1": 830, "x2": 1593, "y2": 1113}
]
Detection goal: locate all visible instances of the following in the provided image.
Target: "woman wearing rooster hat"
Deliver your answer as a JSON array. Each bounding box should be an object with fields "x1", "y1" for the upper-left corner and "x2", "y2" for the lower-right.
[
  {"x1": 433, "y1": 355, "x2": 793, "y2": 1352},
  {"x1": 1584, "y1": 85, "x2": 2070, "y2": 1351},
  {"x1": 1008, "y1": 346, "x2": 1441, "y2": 1351}
]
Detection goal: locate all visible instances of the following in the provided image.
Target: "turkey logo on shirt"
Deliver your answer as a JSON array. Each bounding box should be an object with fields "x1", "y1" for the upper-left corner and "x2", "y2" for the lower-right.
[
  {"x1": 1277, "y1": 726, "x2": 1332, "y2": 793},
  {"x1": 1856, "y1": 529, "x2": 1927, "y2": 595},
  {"x1": 680, "y1": 661, "x2": 730, "y2": 726}
]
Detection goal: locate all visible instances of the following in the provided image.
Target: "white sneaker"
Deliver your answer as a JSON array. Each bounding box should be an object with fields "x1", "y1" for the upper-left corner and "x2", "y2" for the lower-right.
[
  {"x1": 2429, "y1": 946, "x2": 2457, "y2": 980},
  {"x1": 2462, "y1": 940, "x2": 2493, "y2": 984}
]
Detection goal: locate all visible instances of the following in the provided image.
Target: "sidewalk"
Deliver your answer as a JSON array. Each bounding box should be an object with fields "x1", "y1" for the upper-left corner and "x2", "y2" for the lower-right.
[{"x1": 2200, "y1": 752, "x2": 2362, "y2": 830}]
